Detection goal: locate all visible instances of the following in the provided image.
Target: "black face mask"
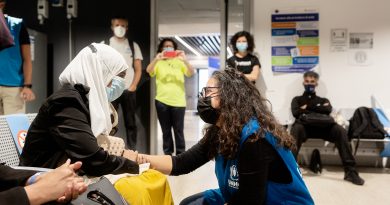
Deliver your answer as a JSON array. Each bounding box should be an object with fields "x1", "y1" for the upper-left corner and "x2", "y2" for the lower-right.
[
  {"x1": 197, "y1": 96, "x2": 219, "y2": 124},
  {"x1": 304, "y1": 84, "x2": 315, "y2": 93}
]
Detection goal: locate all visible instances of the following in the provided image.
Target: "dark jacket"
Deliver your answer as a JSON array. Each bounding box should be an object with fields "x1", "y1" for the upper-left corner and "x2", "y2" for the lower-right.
[
  {"x1": 19, "y1": 83, "x2": 139, "y2": 176},
  {"x1": 291, "y1": 92, "x2": 332, "y2": 119},
  {"x1": 0, "y1": 164, "x2": 36, "y2": 205}
]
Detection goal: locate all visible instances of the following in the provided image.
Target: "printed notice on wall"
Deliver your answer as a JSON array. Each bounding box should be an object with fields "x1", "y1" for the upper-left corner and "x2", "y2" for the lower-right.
[
  {"x1": 330, "y1": 28, "x2": 348, "y2": 52},
  {"x1": 348, "y1": 33, "x2": 373, "y2": 66},
  {"x1": 271, "y1": 10, "x2": 319, "y2": 73},
  {"x1": 349, "y1": 33, "x2": 373, "y2": 49}
]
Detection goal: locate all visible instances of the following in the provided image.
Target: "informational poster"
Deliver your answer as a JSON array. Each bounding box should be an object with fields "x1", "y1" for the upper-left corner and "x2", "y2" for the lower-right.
[
  {"x1": 348, "y1": 33, "x2": 374, "y2": 66},
  {"x1": 349, "y1": 33, "x2": 373, "y2": 49},
  {"x1": 271, "y1": 11, "x2": 319, "y2": 73},
  {"x1": 330, "y1": 28, "x2": 348, "y2": 52}
]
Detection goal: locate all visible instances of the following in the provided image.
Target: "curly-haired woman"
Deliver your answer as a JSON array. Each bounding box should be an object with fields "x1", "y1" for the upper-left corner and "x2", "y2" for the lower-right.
[
  {"x1": 227, "y1": 31, "x2": 261, "y2": 83},
  {"x1": 137, "y1": 69, "x2": 314, "y2": 205}
]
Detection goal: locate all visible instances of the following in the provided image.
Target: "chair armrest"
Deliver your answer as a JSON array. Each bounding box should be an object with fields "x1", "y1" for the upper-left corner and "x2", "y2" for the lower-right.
[{"x1": 11, "y1": 166, "x2": 52, "y2": 172}]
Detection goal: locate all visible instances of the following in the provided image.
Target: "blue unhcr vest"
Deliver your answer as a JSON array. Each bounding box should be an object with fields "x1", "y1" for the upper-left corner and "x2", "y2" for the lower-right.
[
  {"x1": 0, "y1": 16, "x2": 24, "y2": 87},
  {"x1": 204, "y1": 118, "x2": 314, "y2": 205}
]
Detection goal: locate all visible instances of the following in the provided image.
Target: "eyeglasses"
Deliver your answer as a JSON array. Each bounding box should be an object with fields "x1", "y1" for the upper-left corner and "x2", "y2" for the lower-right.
[{"x1": 199, "y1": 86, "x2": 219, "y2": 98}]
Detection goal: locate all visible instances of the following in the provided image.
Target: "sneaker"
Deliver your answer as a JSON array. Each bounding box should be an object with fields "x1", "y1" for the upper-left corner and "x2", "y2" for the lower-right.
[{"x1": 344, "y1": 170, "x2": 365, "y2": 185}]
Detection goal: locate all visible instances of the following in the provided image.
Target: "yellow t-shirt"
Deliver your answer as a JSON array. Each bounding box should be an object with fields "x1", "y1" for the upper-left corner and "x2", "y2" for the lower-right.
[{"x1": 150, "y1": 58, "x2": 191, "y2": 107}]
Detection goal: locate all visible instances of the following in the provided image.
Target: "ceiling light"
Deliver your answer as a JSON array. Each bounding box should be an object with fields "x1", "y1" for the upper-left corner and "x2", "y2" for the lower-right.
[{"x1": 174, "y1": 35, "x2": 202, "y2": 57}]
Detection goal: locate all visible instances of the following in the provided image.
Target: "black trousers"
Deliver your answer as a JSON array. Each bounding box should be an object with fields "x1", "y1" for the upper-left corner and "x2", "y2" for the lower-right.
[
  {"x1": 112, "y1": 90, "x2": 137, "y2": 150},
  {"x1": 155, "y1": 100, "x2": 186, "y2": 155},
  {"x1": 290, "y1": 122, "x2": 356, "y2": 170}
]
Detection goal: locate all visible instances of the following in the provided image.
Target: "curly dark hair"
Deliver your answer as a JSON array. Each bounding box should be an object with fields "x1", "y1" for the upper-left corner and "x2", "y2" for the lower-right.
[
  {"x1": 201, "y1": 69, "x2": 295, "y2": 159},
  {"x1": 157, "y1": 38, "x2": 178, "y2": 53},
  {"x1": 230, "y1": 31, "x2": 255, "y2": 53}
]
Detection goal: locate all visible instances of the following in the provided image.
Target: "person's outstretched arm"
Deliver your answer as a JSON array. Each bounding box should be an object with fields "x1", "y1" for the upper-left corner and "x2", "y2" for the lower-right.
[
  {"x1": 20, "y1": 95, "x2": 139, "y2": 176},
  {"x1": 47, "y1": 103, "x2": 139, "y2": 176},
  {"x1": 138, "y1": 155, "x2": 173, "y2": 174},
  {"x1": 137, "y1": 142, "x2": 210, "y2": 176}
]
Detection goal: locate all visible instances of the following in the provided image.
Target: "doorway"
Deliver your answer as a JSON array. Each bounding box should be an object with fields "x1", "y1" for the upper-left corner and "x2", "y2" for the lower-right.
[{"x1": 150, "y1": 0, "x2": 252, "y2": 154}]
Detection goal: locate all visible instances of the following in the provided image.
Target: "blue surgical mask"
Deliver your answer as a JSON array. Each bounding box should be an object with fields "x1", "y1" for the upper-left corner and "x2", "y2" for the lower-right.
[
  {"x1": 236, "y1": 42, "x2": 248, "y2": 52},
  {"x1": 304, "y1": 84, "x2": 316, "y2": 93},
  {"x1": 106, "y1": 76, "x2": 126, "y2": 102},
  {"x1": 163, "y1": 47, "x2": 174, "y2": 52}
]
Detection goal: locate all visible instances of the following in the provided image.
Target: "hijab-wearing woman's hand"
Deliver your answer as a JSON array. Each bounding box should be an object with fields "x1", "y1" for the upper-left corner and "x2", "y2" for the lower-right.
[{"x1": 136, "y1": 153, "x2": 150, "y2": 164}]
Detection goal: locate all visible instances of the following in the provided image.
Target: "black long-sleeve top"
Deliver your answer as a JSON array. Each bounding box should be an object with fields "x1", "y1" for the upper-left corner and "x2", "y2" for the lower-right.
[
  {"x1": 171, "y1": 137, "x2": 291, "y2": 205},
  {"x1": 19, "y1": 83, "x2": 139, "y2": 176},
  {"x1": 291, "y1": 92, "x2": 332, "y2": 119},
  {"x1": 0, "y1": 164, "x2": 36, "y2": 205}
]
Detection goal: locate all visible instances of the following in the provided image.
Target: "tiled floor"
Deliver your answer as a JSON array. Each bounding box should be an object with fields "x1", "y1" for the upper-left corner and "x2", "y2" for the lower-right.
[{"x1": 157, "y1": 112, "x2": 390, "y2": 205}]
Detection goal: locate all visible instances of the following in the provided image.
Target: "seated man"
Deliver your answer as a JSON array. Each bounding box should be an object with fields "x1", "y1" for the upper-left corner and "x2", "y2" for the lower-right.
[{"x1": 290, "y1": 71, "x2": 364, "y2": 185}]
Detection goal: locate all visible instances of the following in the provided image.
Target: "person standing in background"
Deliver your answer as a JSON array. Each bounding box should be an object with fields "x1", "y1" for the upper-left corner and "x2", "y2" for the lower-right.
[
  {"x1": 0, "y1": 0, "x2": 35, "y2": 115},
  {"x1": 146, "y1": 38, "x2": 194, "y2": 155},
  {"x1": 107, "y1": 16, "x2": 143, "y2": 149},
  {"x1": 227, "y1": 31, "x2": 261, "y2": 83}
]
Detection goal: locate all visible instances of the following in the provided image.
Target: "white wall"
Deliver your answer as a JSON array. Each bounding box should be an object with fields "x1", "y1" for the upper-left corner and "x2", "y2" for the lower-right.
[
  {"x1": 159, "y1": 22, "x2": 243, "y2": 36},
  {"x1": 253, "y1": 0, "x2": 390, "y2": 123}
]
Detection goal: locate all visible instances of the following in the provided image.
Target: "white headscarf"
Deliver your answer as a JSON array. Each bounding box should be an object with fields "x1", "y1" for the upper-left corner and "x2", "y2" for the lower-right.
[{"x1": 59, "y1": 43, "x2": 128, "y2": 137}]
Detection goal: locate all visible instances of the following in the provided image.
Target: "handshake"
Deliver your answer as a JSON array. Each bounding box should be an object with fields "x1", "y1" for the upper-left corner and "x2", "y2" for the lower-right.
[{"x1": 122, "y1": 149, "x2": 151, "y2": 164}]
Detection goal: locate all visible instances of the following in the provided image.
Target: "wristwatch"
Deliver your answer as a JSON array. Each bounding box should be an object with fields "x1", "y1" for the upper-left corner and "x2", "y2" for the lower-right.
[{"x1": 23, "y1": 84, "x2": 32, "y2": 88}]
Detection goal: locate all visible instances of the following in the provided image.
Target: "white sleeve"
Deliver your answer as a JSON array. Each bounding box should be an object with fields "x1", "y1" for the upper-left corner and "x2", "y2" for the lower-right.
[{"x1": 133, "y1": 42, "x2": 143, "y2": 60}]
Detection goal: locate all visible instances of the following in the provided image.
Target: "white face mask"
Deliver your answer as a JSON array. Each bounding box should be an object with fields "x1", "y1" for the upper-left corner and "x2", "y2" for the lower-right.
[{"x1": 113, "y1": 26, "x2": 126, "y2": 38}]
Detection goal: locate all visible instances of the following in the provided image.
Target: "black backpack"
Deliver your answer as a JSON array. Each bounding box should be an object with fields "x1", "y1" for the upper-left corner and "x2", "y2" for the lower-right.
[{"x1": 348, "y1": 107, "x2": 387, "y2": 154}]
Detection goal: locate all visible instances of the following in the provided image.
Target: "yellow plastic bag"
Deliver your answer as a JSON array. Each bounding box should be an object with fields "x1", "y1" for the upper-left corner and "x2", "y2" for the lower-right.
[{"x1": 114, "y1": 169, "x2": 174, "y2": 205}]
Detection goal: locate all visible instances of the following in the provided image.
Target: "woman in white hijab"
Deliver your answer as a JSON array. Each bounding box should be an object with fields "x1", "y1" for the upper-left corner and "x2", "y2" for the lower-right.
[{"x1": 20, "y1": 43, "x2": 139, "y2": 176}]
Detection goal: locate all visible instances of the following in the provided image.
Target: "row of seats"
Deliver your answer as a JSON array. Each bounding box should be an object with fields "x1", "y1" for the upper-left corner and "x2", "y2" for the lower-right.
[
  {"x1": 0, "y1": 113, "x2": 36, "y2": 166},
  {"x1": 297, "y1": 108, "x2": 390, "y2": 168}
]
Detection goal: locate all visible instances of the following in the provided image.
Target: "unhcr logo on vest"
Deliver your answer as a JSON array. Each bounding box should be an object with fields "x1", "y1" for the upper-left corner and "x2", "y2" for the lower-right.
[{"x1": 228, "y1": 165, "x2": 239, "y2": 189}]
